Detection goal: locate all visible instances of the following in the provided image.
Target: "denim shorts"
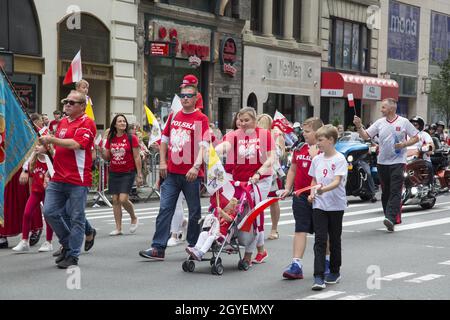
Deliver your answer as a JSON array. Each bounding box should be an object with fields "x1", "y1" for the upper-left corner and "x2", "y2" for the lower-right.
[{"x1": 292, "y1": 194, "x2": 314, "y2": 234}]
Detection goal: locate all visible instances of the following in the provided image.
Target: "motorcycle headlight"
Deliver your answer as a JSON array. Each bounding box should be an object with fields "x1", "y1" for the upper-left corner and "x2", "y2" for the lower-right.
[
  {"x1": 347, "y1": 155, "x2": 354, "y2": 163},
  {"x1": 411, "y1": 187, "x2": 418, "y2": 195},
  {"x1": 403, "y1": 172, "x2": 408, "y2": 178}
]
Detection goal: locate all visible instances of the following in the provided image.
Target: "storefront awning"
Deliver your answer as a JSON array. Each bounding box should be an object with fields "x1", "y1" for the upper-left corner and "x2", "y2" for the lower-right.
[{"x1": 321, "y1": 72, "x2": 399, "y2": 101}]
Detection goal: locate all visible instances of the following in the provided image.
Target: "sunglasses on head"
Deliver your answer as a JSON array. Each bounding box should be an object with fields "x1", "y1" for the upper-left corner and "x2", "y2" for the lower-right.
[
  {"x1": 179, "y1": 93, "x2": 195, "y2": 99},
  {"x1": 61, "y1": 99, "x2": 83, "y2": 106}
]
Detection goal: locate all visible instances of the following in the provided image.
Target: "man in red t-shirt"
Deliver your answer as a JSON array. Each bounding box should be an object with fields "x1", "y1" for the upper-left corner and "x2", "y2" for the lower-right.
[
  {"x1": 280, "y1": 117, "x2": 325, "y2": 280},
  {"x1": 139, "y1": 84, "x2": 210, "y2": 260},
  {"x1": 39, "y1": 90, "x2": 96, "y2": 269},
  {"x1": 180, "y1": 74, "x2": 204, "y2": 111}
]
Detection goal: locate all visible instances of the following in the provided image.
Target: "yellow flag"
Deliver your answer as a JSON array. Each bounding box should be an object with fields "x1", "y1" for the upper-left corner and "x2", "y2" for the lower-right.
[
  {"x1": 86, "y1": 96, "x2": 95, "y2": 121},
  {"x1": 144, "y1": 104, "x2": 157, "y2": 125},
  {"x1": 144, "y1": 104, "x2": 161, "y2": 145},
  {"x1": 206, "y1": 143, "x2": 230, "y2": 195}
]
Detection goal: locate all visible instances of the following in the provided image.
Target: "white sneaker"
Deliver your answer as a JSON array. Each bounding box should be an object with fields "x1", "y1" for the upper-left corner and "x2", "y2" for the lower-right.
[
  {"x1": 130, "y1": 218, "x2": 139, "y2": 233},
  {"x1": 109, "y1": 229, "x2": 123, "y2": 236},
  {"x1": 12, "y1": 240, "x2": 30, "y2": 253},
  {"x1": 167, "y1": 237, "x2": 179, "y2": 247},
  {"x1": 38, "y1": 241, "x2": 53, "y2": 252}
]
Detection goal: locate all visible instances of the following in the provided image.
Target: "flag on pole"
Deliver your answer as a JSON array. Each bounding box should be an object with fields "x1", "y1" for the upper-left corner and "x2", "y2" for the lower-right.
[
  {"x1": 273, "y1": 110, "x2": 298, "y2": 146},
  {"x1": 237, "y1": 197, "x2": 282, "y2": 232},
  {"x1": 206, "y1": 143, "x2": 233, "y2": 198},
  {"x1": 144, "y1": 104, "x2": 162, "y2": 146},
  {"x1": 63, "y1": 50, "x2": 83, "y2": 85},
  {"x1": 85, "y1": 96, "x2": 95, "y2": 121},
  {"x1": 347, "y1": 93, "x2": 355, "y2": 108},
  {"x1": 0, "y1": 69, "x2": 38, "y2": 226}
]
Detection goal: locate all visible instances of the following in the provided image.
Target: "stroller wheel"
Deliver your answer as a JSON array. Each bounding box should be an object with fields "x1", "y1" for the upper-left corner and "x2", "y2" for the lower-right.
[
  {"x1": 187, "y1": 260, "x2": 195, "y2": 272},
  {"x1": 182, "y1": 260, "x2": 189, "y2": 272},
  {"x1": 210, "y1": 257, "x2": 222, "y2": 266},
  {"x1": 238, "y1": 259, "x2": 249, "y2": 271},
  {"x1": 214, "y1": 263, "x2": 224, "y2": 276}
]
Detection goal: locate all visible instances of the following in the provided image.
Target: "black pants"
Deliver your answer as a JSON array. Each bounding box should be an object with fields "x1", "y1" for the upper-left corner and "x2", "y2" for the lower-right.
[
  {"x1": 312, "y1": 209, "x2": 344, "y2": 278},
  {"x1": 377, "y1": 164, "x2": 404, "y2": 224}
]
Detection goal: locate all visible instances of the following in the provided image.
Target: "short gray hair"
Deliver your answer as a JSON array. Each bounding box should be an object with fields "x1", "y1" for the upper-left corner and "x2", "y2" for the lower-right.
[{"x1": 382, "y1": 98, "x2": 397, "y2": 109}]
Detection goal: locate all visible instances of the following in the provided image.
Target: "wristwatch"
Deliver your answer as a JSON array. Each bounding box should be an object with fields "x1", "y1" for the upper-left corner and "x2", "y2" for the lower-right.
[{"x1": 193, "y1": 164, "x2": 201, "y2": 170}]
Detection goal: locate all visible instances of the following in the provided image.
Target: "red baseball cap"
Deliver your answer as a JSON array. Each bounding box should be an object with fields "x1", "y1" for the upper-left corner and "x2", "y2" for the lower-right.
[{"x1": 180, "y1": 74, "x2": 198, "y2": 87}]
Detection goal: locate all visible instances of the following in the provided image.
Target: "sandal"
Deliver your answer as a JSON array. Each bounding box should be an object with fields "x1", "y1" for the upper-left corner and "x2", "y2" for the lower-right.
[{"x1": 268, "y1": 231, "x2": 279, "y2": 240}]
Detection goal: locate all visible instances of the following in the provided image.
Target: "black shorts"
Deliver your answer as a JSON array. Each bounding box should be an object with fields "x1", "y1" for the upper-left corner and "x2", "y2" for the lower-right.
[
  {"x1": 108, "y1": 171, "x2": 136, "y2": 195},
  {"x1": 292, "y1": 194, "x2": 314, "y2": 234}
]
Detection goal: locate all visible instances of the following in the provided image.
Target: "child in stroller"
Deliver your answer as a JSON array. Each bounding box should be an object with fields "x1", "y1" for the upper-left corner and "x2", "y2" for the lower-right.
[{"x1": 182, "y1": 192, "x2": 254, "y2": 275}]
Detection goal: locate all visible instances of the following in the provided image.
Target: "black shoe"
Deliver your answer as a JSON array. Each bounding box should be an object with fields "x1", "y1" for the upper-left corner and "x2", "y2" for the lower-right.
[
  {"x1": 139, "y1": 247, "x2": 165, "y2": 260},
  {"x1": 57, "y1": 256, "x2": 78, "y2": 269},
  {"x1": 84, "y1": 229, "x2": 96, "y2": 252},
  {"x1": 29, "y1": 230, "x2": 42, "y2": 247},
  {"x1": 383, "y1": 218, "x2": 395, "y2": 232},
  {"x1": 371, "y1": 196, "x2": 377, "y2": 203},
  {"x1": 0, "y1": 239, "x2": 8, "y2": 249},
  {"x1": 55, "y1": 247, "x2": 68, "y2": 264},
  {"x1": 53, "y1": 246, "x2": 63, "y2": 257}
]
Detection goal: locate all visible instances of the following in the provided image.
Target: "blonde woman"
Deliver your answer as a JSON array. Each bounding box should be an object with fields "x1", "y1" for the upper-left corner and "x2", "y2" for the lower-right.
[{"x1": 256, "y1": 114, "x2": 285, "y2": 240}]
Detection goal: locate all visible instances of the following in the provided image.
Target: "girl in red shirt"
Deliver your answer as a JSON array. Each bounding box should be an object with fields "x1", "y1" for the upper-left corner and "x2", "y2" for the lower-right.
[{"x1": 102, "y1": 114, "x2": 142, "y2": 235}]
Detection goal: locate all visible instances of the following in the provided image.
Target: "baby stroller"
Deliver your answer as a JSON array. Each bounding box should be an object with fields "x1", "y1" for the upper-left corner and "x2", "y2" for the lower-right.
[{"x1": 181, "y1": 182, "x2": 258, "y2": 275}]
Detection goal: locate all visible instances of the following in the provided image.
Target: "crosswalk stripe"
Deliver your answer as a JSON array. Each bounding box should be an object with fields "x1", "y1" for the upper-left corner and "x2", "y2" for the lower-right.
[
  {"x1": 376, "y1": 216, "x2": 450, "y2": 232},
  {"x1": 300, "y1": 290, "x2": 346, "y2": 300},
  {"x1": 337, "y1": 293, "x2": 375, "y2": 300},
  {"x1": 377, "y1": 272, "x2": 416, "y2": 281},
  {"x1": 405, "y1": 274, "x2": 445, "y2": 283},
  {"x1": 438, "y1": 260, "x2": 450, "y2": 265}
]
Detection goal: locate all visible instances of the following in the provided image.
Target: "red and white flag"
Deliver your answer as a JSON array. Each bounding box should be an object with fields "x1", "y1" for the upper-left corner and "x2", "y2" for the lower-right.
[
  {"x1": 272, "y1": 110, "x2": 294, "y2": 134},
  {"x1": 63, "y1": 50, "x2": 82, "y2": 85},
  {"x1": 237, "y1": 197, "x2": 281, "y2": 232},
  {"x1": 347, "y1": 93, "x2": 355, "y2": 108}
]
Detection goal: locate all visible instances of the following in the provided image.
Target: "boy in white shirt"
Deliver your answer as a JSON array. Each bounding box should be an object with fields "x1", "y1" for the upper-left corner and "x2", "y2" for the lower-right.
[{"x1": 308, "y1": 125, "x2": 348, "y2": 291}]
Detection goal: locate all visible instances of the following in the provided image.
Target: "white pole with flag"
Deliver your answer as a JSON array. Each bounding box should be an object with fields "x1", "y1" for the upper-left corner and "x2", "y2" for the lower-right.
[{"x1": 207, "y1": 143, "x2": 234, "y2": 200}]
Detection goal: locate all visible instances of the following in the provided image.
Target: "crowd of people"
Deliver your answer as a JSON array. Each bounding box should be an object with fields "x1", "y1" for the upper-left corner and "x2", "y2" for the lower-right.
[{"x1": 2, "y1": 73, "x2": 450, "y2": 291}]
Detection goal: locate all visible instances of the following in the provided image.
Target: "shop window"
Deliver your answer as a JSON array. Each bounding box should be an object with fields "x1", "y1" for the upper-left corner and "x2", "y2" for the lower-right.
[
  {"x1": 263, "y1": 93, "x2": 310, "y2": 123},
  {"x1": 330, "y1": 17, "x2": 370, "y2": 73},
  {"x1": 159, "y1": 0, "x2": 214, "y2": 13},
  {"x1": 0, "y1": 0, "x2": 41, "y2": 56},
  {"x1": 272, "y1": 0, "x2": 284, "y2": 38},
  {"x1": 247, "y1": 93, "x2": 258, "y2": 109},
  {"x1": 59, "y1": 13, "x2": 110, "y2": 64},
  {"x1": 250, "y1": 0, "x2": 263, "y2": 34}
]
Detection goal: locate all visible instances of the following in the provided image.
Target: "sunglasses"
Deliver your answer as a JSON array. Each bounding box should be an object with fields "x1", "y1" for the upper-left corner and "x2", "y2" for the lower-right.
[
  {"x1": 179, "y1": 93, "x2": 196, "y2": 99},
  {"x1": 61, "y1": 99, "x2": 83, "y2": 106}
]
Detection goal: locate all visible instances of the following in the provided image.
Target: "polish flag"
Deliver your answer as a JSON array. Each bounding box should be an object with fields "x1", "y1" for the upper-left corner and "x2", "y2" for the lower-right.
[
  {"x1": 347, "y1": 93, "x2": 355, "y2": 108},
  {"x1": 63, "y1": 50, "x2": 82, "y2": 85},
  {"x1": 237, "y1": 197, "x2": 282, "y2": 232}
]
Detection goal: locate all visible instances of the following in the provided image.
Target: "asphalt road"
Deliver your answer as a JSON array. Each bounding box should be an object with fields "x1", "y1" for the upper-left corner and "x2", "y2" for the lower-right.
[{"x1": 1, "y1": 192, "x2": 450, "y2": 301}]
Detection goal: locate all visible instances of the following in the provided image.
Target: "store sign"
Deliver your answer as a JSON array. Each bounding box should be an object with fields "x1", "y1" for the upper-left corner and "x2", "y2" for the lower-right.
[
  {"x1": 430, "y1": 11, "x2": 450, "y2": 65},
  {"x1": 148, "y1": 20, "x2": 211, "y2": 61},
  {"x1": 60, "y1": 61, "x2": 113, "y2": 80},
  {"x1": 188, "y1": 55, "x2": 202, "y2": 68},
  {"x1": 220, "y1": 37, "x2": 237, "y2": 77},
  {"x1": 363, "y1": 85, "x2": 381, "y2": 100},
  {"x1": 321, "y1": 89, "x2": 344, "y2": 97},
  {"x1": 388, "y1": 0, "x2": 420, "y2": 62},
  {"x1": 265, "y1": 55, "x2": 316, "y2": 82},
  {"x1": 150, "y1": 42, "x2": 170, "y2": 57}
]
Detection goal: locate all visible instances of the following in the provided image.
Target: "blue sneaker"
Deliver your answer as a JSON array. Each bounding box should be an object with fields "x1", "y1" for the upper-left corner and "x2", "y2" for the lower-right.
[
  {"x1": 325, "y1": 259, "x2": 330, "y2": 275},
  {"x1": 312, "y1": 276, "x2": 326, "y2": 291},
  {"x1": 325, "y1": 272, "x2": 341, "y2": 284},
  {"x1": 282, "y1": 262, "x2": 304, "y2": 279}
]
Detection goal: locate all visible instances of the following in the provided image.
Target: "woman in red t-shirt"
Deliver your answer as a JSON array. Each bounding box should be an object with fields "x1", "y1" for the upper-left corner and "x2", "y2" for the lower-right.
[
  {"x1": 102, "y1": 115, "x2": 142, "y2": 236},
  {"x1": 216, "y1": 107, "x2": 274, "y2": 266}
]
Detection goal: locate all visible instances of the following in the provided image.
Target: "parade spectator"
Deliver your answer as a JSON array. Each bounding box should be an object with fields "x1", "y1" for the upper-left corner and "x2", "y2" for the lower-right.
[
  {"x1": 49, "y1": 110, "x2": 62, "y2": 134},
  {"x1": 256, "y1": 114, "x2": 285, "y2": 240},
  {"x1": 337, "y1": 124, "x2": 344, "y2": 139},
  {"x1": 138, "y1": 84, "x2": 210, "y2": 261},
  {"x1": 102, "y1": 114, "x2": 141, "y2": 235},
  {"x1": 435, "y1": 121, "x2": 448, "y2": 143},
  {"x1": 281, "y1": 117, "x2": 326, "y2": 280},
  {"x1": 308, "y1": 125, "x2": 348, "y2": 290},
  {"x1": 354, "y1": 98, "x2": 419, "y2": 232},
  {"x1": 41, "y1": 113, "x2": 50, "y2": 128},
  {"x1": 13, "y1": 140, "x2": 54, "y2": 253},
  {"x1": 216, "y1": 107, "x2": 274, "y2": 265},
  {"x1": 39, "y1": 90, "x2": 97, "y2": 268}
]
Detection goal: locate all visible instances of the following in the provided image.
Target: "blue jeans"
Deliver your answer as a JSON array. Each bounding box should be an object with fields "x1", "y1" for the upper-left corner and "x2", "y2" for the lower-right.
[
  {"x1": 44, "y1": 182, "x2": 88, "y2": 258},
  {"x1": 152, "y1": 173, "x2": 202, "y2": 251},
  {"x1": 63, "y1": 201, "x2": 93, "y2": 236}
]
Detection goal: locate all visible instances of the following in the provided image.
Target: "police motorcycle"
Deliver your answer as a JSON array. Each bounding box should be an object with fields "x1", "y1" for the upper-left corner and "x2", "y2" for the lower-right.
[
  {"x1": 430, "y1": 136, "x2": 450, "y2": 194},
  {"x1": 336, "y1": 132, "x2": 376, "y2": 201}
]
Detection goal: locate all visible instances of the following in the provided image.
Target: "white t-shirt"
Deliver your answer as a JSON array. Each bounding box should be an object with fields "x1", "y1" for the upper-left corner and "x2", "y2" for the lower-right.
[
  {"x1": 308, "y1": 152, "x2": 348, "y2": 211},
  {"x1": 412, "y1": 131, "x2": 433, "y2": 162},
  {"x1": 366, "y1": 115, "x2": 419, "y2": 165}
]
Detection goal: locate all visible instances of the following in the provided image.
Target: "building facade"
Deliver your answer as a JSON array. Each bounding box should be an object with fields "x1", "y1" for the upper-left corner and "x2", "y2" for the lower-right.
[
  {"x1": 0, "y1": 0, "x2": 138, "y2": 131},
  {"x1": 138, "y1": 0, "x2": 248, "y2": 131},
  {"x1": 378, "y1": 0, "x2": 450, "y2": 124},
  {"x1": 243, "y1": 0, "x2": 322, "y2": 125}
]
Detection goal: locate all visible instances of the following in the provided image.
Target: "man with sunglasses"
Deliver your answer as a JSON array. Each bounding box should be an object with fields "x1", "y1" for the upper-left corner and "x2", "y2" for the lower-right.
[
  {"x1": 139, "y1": 84, "x2": 210, "y2": 260},
  {"x1": 39, "y1": 90, "x2": 97, "y2": 268}
]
